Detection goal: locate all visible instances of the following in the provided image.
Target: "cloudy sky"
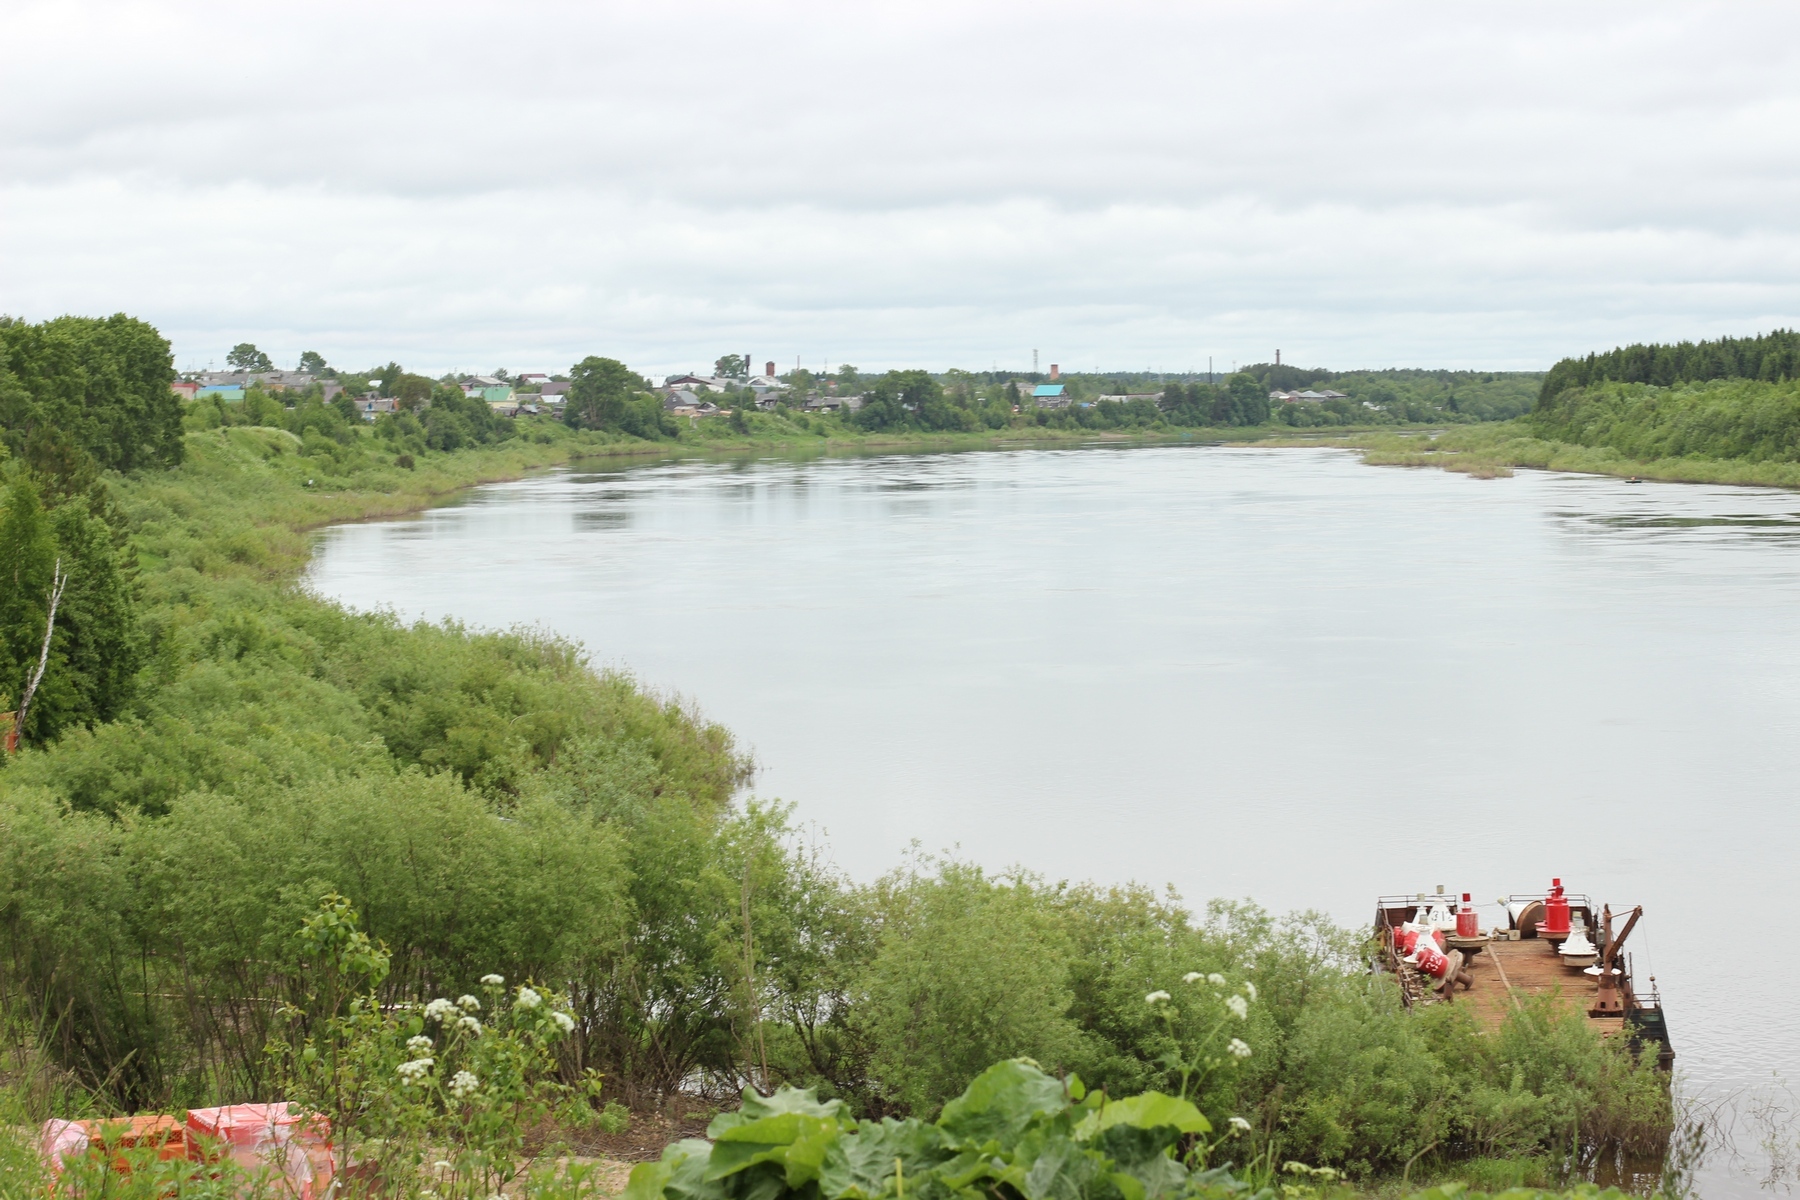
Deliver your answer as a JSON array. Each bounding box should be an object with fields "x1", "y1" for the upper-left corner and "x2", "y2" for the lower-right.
[{"x1": 5, "y1": 1, "x2": 1800, "y2": 378}]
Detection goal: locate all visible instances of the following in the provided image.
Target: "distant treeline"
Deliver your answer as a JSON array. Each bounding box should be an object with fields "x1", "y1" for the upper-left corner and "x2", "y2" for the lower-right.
[
  {"x1": 1529, "y1": 330, "x2": 1800, "y2": 464},
  {"x1": 1538, "y1": 329, "x2": 1800, "y2": 403}
]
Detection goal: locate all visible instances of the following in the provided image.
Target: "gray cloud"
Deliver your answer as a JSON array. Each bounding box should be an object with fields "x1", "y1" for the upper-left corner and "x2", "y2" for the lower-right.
[{"x1": 5, "y1": 0, "x2": 1800, "y2": 375}]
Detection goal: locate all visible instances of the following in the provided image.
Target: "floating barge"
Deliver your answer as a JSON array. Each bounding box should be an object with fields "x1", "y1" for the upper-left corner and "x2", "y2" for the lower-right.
[{"x1": 1374, "y1": 881, "x2": 1674, "y2": 1070}]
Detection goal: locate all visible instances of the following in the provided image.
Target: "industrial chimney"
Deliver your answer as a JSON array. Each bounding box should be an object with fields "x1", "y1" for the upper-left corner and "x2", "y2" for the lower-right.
[
  {"x1": 766, "y1": 361, "x2": 775, "y2": 378},
  {"x1": 1049, "y1": 364, "x2": 1060, "y2": 380}
]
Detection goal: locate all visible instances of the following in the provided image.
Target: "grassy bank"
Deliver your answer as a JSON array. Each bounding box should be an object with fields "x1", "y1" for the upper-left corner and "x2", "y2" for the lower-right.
[
  {"x1": 1316, "y1": 369, "x2": 1800, "y2": 488},
  {"x1": 1318, "y1": 422, "x2": 1800, "y2": 487}
]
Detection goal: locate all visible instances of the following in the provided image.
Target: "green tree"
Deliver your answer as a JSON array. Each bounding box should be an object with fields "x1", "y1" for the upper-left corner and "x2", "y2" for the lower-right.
[
  {"x1": 858, "y1": 861, "x2": 1080, "y2": 1114},
  {"x1": 565, "y1": 356, "x2": 640, "y2": 431},
  {"x1": 37, "y1": 503, "x2": 141, "y2": 734},
  {"x1": 374, "y1": 362, "x2": 404, "y2": 397},
  {"x1": 853, "y1": 370, "x2": 949, "y2": 432},
  {"x1": 0, "y1": 478, "x2": 141, "y2": 744},
  {"x1": 1229, "y1": 372, "x2": 1270, "y2": 425},
  {"x1": 715, "y1": 354, "x2": 746, "y2": 379},
  {"x1": 0, "y1": 478, "x2": 55, "y2": 729},
  {"x1": 226, "y1": 343, "x2": 274, "y2": 372},
  {"x1": 298, "y1": 350, "x2": 329, "y2": 376},
  {"x1": 393, "y1": 373, "x2": 434, "y2": 412},
  {"x1": 0, "y1": 314, "x2": 183, "y2": 470}
]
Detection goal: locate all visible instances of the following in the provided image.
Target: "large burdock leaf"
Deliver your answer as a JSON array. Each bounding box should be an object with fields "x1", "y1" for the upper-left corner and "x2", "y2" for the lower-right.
[
  {"x1": 706, "y1": 1114, "x2": 846, "y2": 1185},
  {"x1": 816, "y1": 1118, "x2": 951, "y2": 1199},
  {"x1": 626, "y1": 1139, "x2": 725, "y2": 1200},
  {"x1": 936, "y1": 1059, "x2": 1069, "y2": 1147},
  {"x1": 1082, "y1": 1092, "x2": 1211, "y2": 1136},
  {"x1": 702, "y1": 1088, "x2": 855, "y2": 1186},
  {"x1": 710, "y1": 1085, "x2": 852, "y2": 1138}
]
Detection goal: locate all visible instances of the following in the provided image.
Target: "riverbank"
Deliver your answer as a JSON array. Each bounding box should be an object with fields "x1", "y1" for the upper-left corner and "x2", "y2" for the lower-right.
[
  {"x1": 138, "y1": 423, "x2": 1155, "y2": 578},
  {"x1": 140, "y1": 419, "x2": 1387, "y2": 584},
  {"x1": 1320, "y1": 422, "x2": 1800, "y2": 488}
]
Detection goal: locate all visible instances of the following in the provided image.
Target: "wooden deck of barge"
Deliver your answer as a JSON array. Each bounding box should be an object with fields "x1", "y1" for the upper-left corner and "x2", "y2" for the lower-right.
[{"x1": 1445, "y1": 935, "x2": 1620, "y2": 1035}]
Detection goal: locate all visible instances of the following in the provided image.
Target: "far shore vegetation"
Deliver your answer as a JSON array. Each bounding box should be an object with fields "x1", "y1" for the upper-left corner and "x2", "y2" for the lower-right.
[{"x1": 8, "y1": 315, "x2": 1782, "y2": 1199}]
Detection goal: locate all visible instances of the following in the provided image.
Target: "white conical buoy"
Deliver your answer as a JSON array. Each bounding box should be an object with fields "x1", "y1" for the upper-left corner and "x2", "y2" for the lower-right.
[{"x1": 1558, "y1": 925, "x2": 1597, "y2": 967}]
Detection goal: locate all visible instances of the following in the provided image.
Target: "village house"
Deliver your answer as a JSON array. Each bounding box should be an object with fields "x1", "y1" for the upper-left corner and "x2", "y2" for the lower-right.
[
  {"x1": 1032, "y1": 384, "x2": 1071, "y2": 409},
  {"x1": 663, "y1": 374, "x2": 728, "y2": 392},
  {"x1": 804, "y1": 394, "x2": 863, "y2": 412},
  {"x1": 1270, "y1": 389, "x2": 1349, "y2": 404},
  {"x1": 197, "y1": 370, "x2": 316, "y2": 391},
  {"x1": 356, "y1": 396, "x2": 397, "y2": 420}
]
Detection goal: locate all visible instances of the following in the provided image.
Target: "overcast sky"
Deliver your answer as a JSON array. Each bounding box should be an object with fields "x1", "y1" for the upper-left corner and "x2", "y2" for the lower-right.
[{"x1": 6, "y1": 1, "x2": 1800, "y2": 378}]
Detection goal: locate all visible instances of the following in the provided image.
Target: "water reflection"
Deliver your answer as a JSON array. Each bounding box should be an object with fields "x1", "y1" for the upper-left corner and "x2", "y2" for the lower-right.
[{"x1": 1566, "y1": 513, "x2": 1800, "y2": 532}]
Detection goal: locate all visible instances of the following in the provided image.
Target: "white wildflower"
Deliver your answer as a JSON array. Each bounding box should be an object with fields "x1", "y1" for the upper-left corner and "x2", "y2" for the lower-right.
[
  {"x1": 449, "y1": 1070, "x2": 480, "y2": 1099},
  {"x1": 1182, "y1": 971, "x2": 1204, "y2": 984},
  {"x1": 1227, "y1": 1038, "x2": 1252, "y2": 1059},
  {"x1": 515, "y1": 986, "x2": 542, "y2": 1010},
  {"x1": 1144, "y1": 990, "x2": 1171, "y2": 1005},
  {"x1": 397, "y1": 1057, "x2": 435, "y2": 1084},
  {"x1": 1226, "y1": 994, "x2": 1249, "y2": 1021},
  {"x1": 1228, "y1": 1116, "x2": 1252, "y2": 1135},
  {"x1": 424, "y1": 998, "x2": 457, "y2": 1023},
  {"x1": 1207, "y1": 973, "x2": 1227, "y2": 987},
  {"x1": 406, "y1": 1035, "x2": 433, "y2": 1054},
  {"x1": 1242, "y1": 981, "x2": 1258, "y2": 1002},
  {"x1": 551, "y1": 1010, "x2": 575, "y2": 1033},
  {"x1": 433, "y1": 1161, "x2": 452, "y2": 1172},
  {"x1": 457, "y1": 1015, "x2": 483, "y2": 1036},
  {"x1": 481, "y1": 974, "x2": 504, "y2": 986},
  {"x1": 457, "y1": 995, "x2": 481, "y2": 1012}
]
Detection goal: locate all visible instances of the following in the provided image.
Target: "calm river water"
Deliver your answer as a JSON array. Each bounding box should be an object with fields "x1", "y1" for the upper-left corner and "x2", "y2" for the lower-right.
[{"x1": 309, "y1": 444, "x2": 1800, "y2": 1193}]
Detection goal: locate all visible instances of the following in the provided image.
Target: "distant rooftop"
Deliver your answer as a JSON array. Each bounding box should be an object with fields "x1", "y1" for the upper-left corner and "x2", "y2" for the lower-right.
[{"x1": 1032, "y1": 384, "x2": 1065, "y2": 397}]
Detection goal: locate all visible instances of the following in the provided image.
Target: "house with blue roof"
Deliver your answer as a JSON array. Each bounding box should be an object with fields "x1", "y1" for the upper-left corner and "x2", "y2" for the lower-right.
[{"x1": 1032, "y1": 383, "x2": 1071, "y2": 409}]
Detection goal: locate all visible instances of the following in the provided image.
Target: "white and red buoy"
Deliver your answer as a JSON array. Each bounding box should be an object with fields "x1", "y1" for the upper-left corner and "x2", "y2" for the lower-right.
[{"x1": 1456, "y1": 893, "x2": 1479, "y2": 938}]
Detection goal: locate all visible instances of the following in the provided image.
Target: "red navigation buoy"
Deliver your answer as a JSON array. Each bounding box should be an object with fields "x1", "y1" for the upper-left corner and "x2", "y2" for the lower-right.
[
  {"x1": 1456, "y1": 893, "x2": 1479, "y2": 938},
  {"x1": 1541, "y1": 878, "x2": 1571, "y2": 939}
]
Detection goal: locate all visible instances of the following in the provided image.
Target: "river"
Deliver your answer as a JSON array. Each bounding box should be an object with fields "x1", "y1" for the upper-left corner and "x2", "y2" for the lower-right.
[{"x1": 308, "y1": 443, "x2": 1800, "y2": 1193}]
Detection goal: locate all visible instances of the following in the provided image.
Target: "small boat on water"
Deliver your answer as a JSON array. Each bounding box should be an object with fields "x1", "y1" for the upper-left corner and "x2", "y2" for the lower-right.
[{"x1": 1374, "y1": 881, "x2": 1674, "y2": 1070}]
